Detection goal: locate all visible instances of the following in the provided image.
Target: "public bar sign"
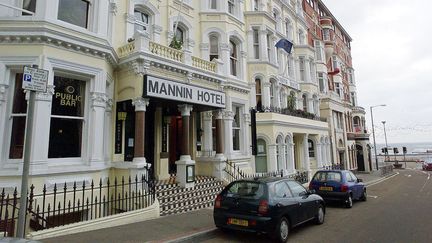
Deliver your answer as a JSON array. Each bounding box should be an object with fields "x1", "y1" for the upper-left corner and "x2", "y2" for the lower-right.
[
  {"x1": 144, "y1": 75, "x2": 226, "y2": 108},
  {"x1": 22, "y1": 66, "x2": 48, "y2": 92}
]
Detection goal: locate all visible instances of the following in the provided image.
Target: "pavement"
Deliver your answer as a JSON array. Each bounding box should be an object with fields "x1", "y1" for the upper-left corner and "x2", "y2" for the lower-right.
[{"x1": 41, "y1": 170, "x2": 397, "y2": 243}]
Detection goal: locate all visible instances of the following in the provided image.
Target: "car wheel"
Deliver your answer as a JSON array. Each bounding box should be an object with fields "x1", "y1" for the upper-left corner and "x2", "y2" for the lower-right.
[
  {"x1": 361, "y1": 189, "x2": 367, "y2": 201},
  {"x1": 345, "y1": 194, "x2": 353, "y2": 208},
  {"x1": 275, "y1": 217, "x2": 290, "y2": 243},
  {"x1": 314, "y1": 205, "x2": 325, "y2": 225}
]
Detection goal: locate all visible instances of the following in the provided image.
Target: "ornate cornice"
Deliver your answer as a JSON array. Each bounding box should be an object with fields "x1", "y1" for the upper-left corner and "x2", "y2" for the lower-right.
[
  {"x1": 132, "y1": 59, "x2": 151, "y2": 76},
  {"x1": 223, "y1": 111, "x2": 234, "y2": 119},
  {"x1": 0, "y1": 35, "x2": 116, "y2": 65}
]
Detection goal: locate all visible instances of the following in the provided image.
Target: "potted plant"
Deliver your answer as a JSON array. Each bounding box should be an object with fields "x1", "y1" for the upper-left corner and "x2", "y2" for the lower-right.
[{"x1": 169, "y1": 36, "x2": 183, "y2": 50}]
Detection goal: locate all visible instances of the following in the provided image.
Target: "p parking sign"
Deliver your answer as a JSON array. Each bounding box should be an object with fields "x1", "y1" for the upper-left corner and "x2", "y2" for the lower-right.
[{"x1": 22, "y1": 66, "x2": 48, "y2": 92}]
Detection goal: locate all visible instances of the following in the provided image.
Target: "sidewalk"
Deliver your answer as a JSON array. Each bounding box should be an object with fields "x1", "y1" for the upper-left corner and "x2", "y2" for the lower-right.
[{"x1": 41, "y1": 170, "x2": 396, "y2": 243}]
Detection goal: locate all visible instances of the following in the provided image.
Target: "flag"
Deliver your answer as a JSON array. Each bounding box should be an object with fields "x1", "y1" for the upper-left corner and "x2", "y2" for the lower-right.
[{"x1": 275, "y1": 39, "x2": 293, "y2": 54}]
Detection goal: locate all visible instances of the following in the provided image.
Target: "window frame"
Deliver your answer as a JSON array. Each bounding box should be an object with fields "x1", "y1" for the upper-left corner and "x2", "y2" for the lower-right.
[
  {"x1": 253, "y1": 29, "x2": 260, "y2": 59},
  {"x1": 134, "y1": 9, "x2": 150, "y2": 33},
  {"x1": 229, "y1": 40, "x2": 238, "y2": 77},
  {"x1": 57, "y1": 0, "x2": 91, "y2": 29},
  {"x1": 209, "y1": 35, "x2": 219, "y2": 61},
  {"x1": 232, "y1": 105, "x2": 242, "y2": 151}
]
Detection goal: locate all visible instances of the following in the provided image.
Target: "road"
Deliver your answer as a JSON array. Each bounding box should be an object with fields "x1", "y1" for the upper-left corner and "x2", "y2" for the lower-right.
[{"x1": 197, "y1": 169, "x2": 432, "y2": 243}]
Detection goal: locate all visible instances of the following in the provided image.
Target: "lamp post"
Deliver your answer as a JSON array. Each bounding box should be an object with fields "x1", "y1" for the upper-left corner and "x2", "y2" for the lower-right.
[
  {"x1": 370, "y1": 104, "x2": 386, "y2": 171},
  {"x1": 382, "y1": 121, "x2": 389, "y2": 161}
]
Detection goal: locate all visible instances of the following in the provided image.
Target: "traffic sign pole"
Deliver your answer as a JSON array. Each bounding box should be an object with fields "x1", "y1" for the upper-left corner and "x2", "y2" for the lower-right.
[{"x1": 16, "y1": 90, "x2": 35, "y2": 238}]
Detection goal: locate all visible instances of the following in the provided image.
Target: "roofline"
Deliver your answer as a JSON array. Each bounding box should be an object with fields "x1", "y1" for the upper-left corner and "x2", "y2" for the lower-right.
[{"x1": 317, "y1": 0, "x2": 353, "y2": 42}]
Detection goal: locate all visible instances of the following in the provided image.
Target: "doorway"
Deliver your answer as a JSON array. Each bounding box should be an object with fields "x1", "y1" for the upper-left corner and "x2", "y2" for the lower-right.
[
  {"x1": 169, "y1": 116, "x2": 183, "y2": 174},
  {"x1": 356, "y1": 145, "x2": 365, "y2": 171},
  {"x1": 255, "y1": 139, "x2": 267, "y2": 173}
]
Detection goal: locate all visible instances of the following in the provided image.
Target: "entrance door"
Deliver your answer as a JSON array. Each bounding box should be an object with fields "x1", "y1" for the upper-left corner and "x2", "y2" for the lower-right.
[
  {"x1": 356, "y1": 145, "x2": 365, "y2": 171},
  {"x1": 169, "y1": 116, "x2": 182, "y2": 174},
  {"x1": 255, "y1": 139, "x2": 267, "y2": 173},
  {"x1": 339, "y1": 151, "x2": 345, "y2": 168}
]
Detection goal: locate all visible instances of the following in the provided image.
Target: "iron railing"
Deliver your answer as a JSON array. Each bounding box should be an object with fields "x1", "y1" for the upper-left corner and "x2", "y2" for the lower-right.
[
  {"x1": 1, "y1": 172, "x2": 155, "y2": 237},
  {"x1": 224, "y1": 161, "x2": 309, "y2": 184}
]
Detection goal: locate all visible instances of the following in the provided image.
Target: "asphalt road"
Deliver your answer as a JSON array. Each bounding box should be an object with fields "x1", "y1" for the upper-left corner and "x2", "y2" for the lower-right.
[{"x1": 198, "y1": 169, "x2": 432, "y2": 243}]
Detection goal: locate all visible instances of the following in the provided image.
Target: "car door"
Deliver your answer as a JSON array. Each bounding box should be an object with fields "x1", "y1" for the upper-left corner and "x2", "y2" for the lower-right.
[
  {"x1": 349, "y1": 172, "x2": 363, "y2": 199},
  {"x1": 272, "y1": 181, "x2": 301, "y2": 225},
  {"x1": 287, "y1": 181, "x2": 315, "y2": 222}
]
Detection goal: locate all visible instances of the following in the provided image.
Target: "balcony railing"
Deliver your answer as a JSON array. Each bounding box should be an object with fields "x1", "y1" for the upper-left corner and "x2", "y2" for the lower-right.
[
  {"x1": 118, "y1": 37, "x2": 219, "y2": 74},
  {"x1": 257, "y1": 106, "x2": 327, "y2": 122}
]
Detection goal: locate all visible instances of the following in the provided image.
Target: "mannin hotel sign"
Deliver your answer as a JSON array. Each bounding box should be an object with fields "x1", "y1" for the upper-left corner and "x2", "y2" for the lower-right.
[{"x1": 144, "y1": 75, "x2": 226, "y2": 108}]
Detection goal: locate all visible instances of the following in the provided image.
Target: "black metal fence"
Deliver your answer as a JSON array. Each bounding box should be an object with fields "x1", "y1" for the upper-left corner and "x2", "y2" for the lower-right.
[
  {"x1": 1, "y1": 173, "x2": 155, "y2": 237},
  {"x1": 224, "y1": 161, "x2": 309, "y2": 184}
]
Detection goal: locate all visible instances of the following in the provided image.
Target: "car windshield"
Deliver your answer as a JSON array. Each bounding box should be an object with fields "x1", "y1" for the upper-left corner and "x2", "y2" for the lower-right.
[
  {"x1": 225, "y1": 181, "x2": 265, "y2": 199},
  {"x1": 313, "y1": 171, "x2": 342, "y2": 182}
]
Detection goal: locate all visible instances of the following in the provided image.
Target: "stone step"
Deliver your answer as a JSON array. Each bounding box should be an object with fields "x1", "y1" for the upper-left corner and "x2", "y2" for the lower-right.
[
  {"x1": 156, "y1": 179, "x2": 223, "y2": 198},
  {"x1": 160, "y1": 197, "x2": 216, "y2": 216}
]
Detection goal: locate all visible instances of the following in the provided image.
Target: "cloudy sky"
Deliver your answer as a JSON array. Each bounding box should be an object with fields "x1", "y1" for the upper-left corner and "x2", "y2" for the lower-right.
[{"x1": 323, "y1": 0, "x2": 432, "y2": 144}]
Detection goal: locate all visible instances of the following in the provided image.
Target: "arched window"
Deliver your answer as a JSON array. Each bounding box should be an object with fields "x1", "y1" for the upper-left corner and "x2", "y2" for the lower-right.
[
  {"x1": 255, "y1": 78, "x2": 262, "y2": 111},
  {"x1": 134, "y1": 9, "x2": 149, "y2": 32},
  {"x1": 308, "y1": 139, "x2": 315, "y2": 157},
  {"x1": 285, "y1": 19, "x2": 293, "y2": 40},
  {"x1": 209, "y1": 35, "x2": 219, "y2": 61},
  {"x1": 302, "y1": 94, "x2": 308, "y2": 112},
  {"x1": 229, "y1": 40, "x2": 238, "y2": 76},
  {"x1": 174, "y1": 26, "x2": 184, "y2": 43}
]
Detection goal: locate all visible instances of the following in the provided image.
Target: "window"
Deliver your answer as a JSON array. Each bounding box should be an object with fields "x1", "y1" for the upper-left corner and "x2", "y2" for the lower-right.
[
  {"x1": 351, "y1": 92, "x2": 356, "y2": 106},
  {"x1": 298, "y1": 30, "x2": 305, "y2": 45},
  {"x1": 299, "y1": 57, "x2": 305, "y2": 81},
  {"x1": 209, "y1": 35, "x2": 219, "y2": 61},
  {"x1": 9, "y1": 74, "x2": 27, "y2": 159},
  {"x1": 253, "y1": 0, "x2": 259, "y2": 11},
  {"x1": 270, "y1": 81, "x2": 275, "y2": 107},
  {"x1": 287, "y1": 181, "x2": 306, "y2": 197},
  {"x1": 173, "y1": 25, "x2": 184, "y2": 43},
  {"x1": 332, "y1": 56, "x2": 338, "y2": 70},
  {"x1": 134, "y1": 10, "x2": 149, "y2": 32},
  {"x1": 302, "y1": 94, "x2": 307, "y2": 112},
  {"x1": 22, "y1": 0, "x2": 36, "y2": 16},
  {"x1": 348, "y1": 69, "x2": 354, "y2": 84},
  {"x1": 335, "y1": 82, "x2": 341, "y2": 97},
  {"x1": 226, "y1": 181, "x2": 264, "y2": 199},
  {"x1": 253, "y1": 29, "x2": 260, "y2": 59},
  {"x1": 232, "y1": 106, "x2": 241, "y2": 151},
  {"x1": 255, "y1": 78, "x2": 262, "y2": 111},
  {"x1": 308, "y1": 139, "x2": 315, "y2": 157},
  {"x1": 313, "y1": 171, "x2": 342, "y2": 182},
  {"x1": 212, "y1": 114, "x2": 217, "y2": 151},
  {"x1": 318, "y1": 73, "x2": 326, "y2": 93},
  {"x1": 228, "y1": 0, "x2": 235, "y2": 14},
  {"x1": 315, "y1": 40, "x2": 324, "y2": 62},
  {"x1": 285, "y1": 21, "x2": 293, "y2": 40},
  {"x1": 229, "y1": 40, "x2": 238, "y2": 76},
  {"x1": 323, "y1": 29, "x2": 330, "y2": 41},
  {"x1": 309, "y1": 58, "x2": 315, "y2": 82},
  {"x1": 210, "y1": 0, "x2": 217, "y2": 9},
  {"x1": 287, "y1": 56, "x2": 294, "y2": 78},
  {"x1": 287, "y1": 92, "x2": 296, "y2": 110},
  {"x1": 266, "y1": 34, "x2": 271, "y2": 61},
  {"x1": 274, "y1": 182, "x2": 292, "y2": 198},
  {"x1": 58, "y1": 0, "x2": 90, "y2": 28},
  {"x1": 48, "y1": 76, "x2": 86, "y2": 158}
]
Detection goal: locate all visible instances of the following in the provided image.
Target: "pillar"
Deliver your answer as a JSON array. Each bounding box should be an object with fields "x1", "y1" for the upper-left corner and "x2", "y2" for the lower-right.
[
  {"x1": 132, "y1": 97, "x2": 149, "y2": 165},
  {"x1": 213, "y1": 110, "x2": 226, "y2": 179},
  {"x1": 303, "y1": 134, "x2": 310, "y2": 172},
  {"x1": 176, "y1": 104, "x2": 195, "y2": 188},
  {"x1": 287, "y1": 141, "x2": 295, "y2": 173},
  {"x1": 262, "y1": 82, "x2": 271, "y2": 110},
  {"x1": 202, "y1": 111, "x2": 213, "y2": 155}
]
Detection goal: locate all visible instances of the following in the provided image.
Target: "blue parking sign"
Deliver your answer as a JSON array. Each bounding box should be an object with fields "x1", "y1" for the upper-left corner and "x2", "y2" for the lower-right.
[{"x1": 24, "y1": 74, "x2": 32, "y2": 82}]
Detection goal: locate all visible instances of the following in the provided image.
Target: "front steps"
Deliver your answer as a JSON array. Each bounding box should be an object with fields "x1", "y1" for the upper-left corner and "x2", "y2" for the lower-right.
[{"x1": 155, "y1": 176, "x2": 224, "y2": 216}]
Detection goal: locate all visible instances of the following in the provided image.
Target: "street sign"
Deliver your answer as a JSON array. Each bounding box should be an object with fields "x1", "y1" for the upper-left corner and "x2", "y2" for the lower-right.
[{"x1": 22, "y1": 66, "x2": 48, "y2": 92}]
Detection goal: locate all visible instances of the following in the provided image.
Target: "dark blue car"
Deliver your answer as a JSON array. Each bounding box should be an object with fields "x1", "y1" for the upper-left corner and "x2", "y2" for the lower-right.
[
  {"x1": 309, "y1": 170, "x2": 367, "y2": 208},
  {"x1": 214, "y1": 177, "x2": 325, "y2": 242}
]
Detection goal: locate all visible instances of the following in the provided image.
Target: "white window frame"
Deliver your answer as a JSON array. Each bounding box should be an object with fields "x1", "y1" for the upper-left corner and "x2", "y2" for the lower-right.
[
  {"x1": 318, "y1": 72, "x2": 326, "y2": 93},
  {"x1": 232, "y1": 105, "x2": 242, "y2": 152},
  {"x1": 299, "y1": 57, "x2": 305, "y2": 81},
  {"x1": 134, "y1": 9, "x2": 149, "y2": 33},
  {"x1": 253, "y1": 29, "x2": 260, "y2": 59},
  {"x1": 57, "y1": 0, "x2": 92, "y2": 30},
  {"x1": 229, "y1": 40, "x2": 238, "y2": 77},
  {"x1": 314, "y1": 40, "x2": 324, "y2": 62},
  {"x1": 209, "y1": 35, "x2": 219, "y2": 61}
]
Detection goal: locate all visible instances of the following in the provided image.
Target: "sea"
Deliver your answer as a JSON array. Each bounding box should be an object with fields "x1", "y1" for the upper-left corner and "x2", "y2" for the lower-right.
[{"x1": 376, "y1": 142, "x2": 432, "y2": 154}]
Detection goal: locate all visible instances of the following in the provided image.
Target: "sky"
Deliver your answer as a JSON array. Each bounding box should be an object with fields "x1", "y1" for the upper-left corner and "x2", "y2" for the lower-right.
[{"x1": 323, "y1": 0, "x2": 432, "y2": 144}]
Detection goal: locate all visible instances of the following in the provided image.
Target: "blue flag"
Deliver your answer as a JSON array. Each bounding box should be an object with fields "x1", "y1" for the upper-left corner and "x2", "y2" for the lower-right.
[{"x1": 275, "y1": 39, "x2": 293, "y2": 54}]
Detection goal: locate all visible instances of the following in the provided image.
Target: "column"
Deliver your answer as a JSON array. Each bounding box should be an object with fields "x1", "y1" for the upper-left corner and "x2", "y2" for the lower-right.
[
  {"x1": 0, "y1": 83, "x2": 7, "y2": 160},
  {"x1": 176, "y1": 104, "x2": 195, "y2": 188},
  {"x1": 223, "y1": 110, "x2": 234, "y2": 155},
  {"x1": 202, "y1": 111, "x2": 213, "y2": 155},
  {"x1": 287, "y1": 141, "x2": 295, "y2": 173},
  {"x1": 89, "y1": 92, "x2": 107, "y2": 165},
  {"x1": 268, "y1": 145, "x2": 277, "y2": 172},
  {"x1": 132, "y1": 97, "x2": 149, "y2": 165},
  {"x1": 316, "y1": 142, "x2": 322, "y2": 168},
  {"x1": 220, "y1": 43, "x2": 230, "y2": 76},
  {"x1": 303, "y1": 134, "x2": 310, "y2": 172},
  {"x1": 213, "y1": 110, "x2": 226, "y2": 179},
  {"x1": 273, "y1": 84, "x2": 280, "y2": 108},
  {"x1": 262, "y1": 82, "x2": 271, "y2": 110}
]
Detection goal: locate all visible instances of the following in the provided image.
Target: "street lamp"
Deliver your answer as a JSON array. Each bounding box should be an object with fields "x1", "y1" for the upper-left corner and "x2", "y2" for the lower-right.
[
  {"x1": 370, "y1": 104, "x2": 386, "y2": 171},
  {"x1": 382, "y1": 121, "x2": 389, "y2": 161}
]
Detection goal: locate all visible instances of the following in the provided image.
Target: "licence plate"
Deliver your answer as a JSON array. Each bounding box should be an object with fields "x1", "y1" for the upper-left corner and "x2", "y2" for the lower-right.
[
  {"x1": 319, "y1": 186, "x2": 333, "y2": 191},
  {"x1": 228, "y1": 218, "x2": 248, "y2": 227}
]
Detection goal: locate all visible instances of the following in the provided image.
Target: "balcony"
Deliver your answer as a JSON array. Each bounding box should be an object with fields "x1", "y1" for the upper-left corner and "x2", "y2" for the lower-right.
[
  {"x1": 278, "y1": 75, "x2": 300, "y2": 90},
  {"x1": 257, "y1": 106, "x2": 327, "y2": 122},
  {"x1": 118, "y1": 35, "x2": 219, "y2": 75}
]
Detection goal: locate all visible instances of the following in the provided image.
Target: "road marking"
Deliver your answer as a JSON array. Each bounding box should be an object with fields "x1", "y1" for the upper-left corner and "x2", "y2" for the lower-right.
[
  {"x1": 428, "y1": 173, "x2": 431, "y2": 180},
  {"x1": 367, "y1": 172, "x2": 399, "y2": 187},
  {"x1": 405, "y1": 174, "x2": 412, "y2": 177},
  {"x1": 419, "y1": 175, "x2": 430, "y2": 192},
  {"x1": 367, "y1": 195, "x2": 378, "y2": 198}
]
